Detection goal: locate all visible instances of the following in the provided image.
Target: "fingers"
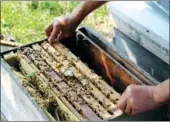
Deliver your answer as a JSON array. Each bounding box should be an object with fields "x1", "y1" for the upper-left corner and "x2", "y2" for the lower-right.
[
  {"x1": 45, "y1": 23, "x2": 53, "y2": 37},
  {"x1": 45, "y1": 15, "x2": 75, "y2": 44},
  {"x1": 125, "y1": 99, "x2": 132, "y2": 115},
  {"x1": 48, "y1": 21, "x2": 61, "y2": 44},
  {"x1": 117, "y1": 90, "x2": 128, "y2": 111}
]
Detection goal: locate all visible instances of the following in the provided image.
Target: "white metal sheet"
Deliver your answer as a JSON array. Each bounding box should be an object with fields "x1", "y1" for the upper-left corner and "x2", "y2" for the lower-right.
[
  {"x1": 1, "y1": 60, "x2": 48, "y2": 121},
  {"x1": 107, "y1": 1, "x2": 169, "y2": 64}
]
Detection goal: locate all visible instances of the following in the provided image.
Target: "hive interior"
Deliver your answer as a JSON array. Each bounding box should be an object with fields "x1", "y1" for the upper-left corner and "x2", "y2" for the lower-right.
[{"x1": 3, "y1": 41, "x2": 122, "y2": 121}]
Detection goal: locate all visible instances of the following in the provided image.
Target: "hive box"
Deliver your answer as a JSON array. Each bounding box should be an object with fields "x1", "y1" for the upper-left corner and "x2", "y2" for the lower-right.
[{"x1": 1, "y1": 26, "x2": 168, "y2": 121}]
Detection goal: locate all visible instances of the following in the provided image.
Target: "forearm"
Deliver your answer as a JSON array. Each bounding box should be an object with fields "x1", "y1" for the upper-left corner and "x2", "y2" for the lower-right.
[
  {"x1": 70, "y1": 1, "x2": 107, "y2": 24},
  {"x1": 153, "y1": 79, "x2": 170, "y2": 104}
]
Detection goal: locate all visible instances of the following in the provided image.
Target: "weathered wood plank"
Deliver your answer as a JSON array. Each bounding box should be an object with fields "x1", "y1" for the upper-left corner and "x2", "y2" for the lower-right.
[{"x1": 0, "y1": 40, "x2": 22, "y2": 47}]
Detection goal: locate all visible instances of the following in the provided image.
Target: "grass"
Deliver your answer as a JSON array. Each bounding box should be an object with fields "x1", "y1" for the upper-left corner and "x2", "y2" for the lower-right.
[{"x1": 1, "y1": 1, "x2": 113, "y2": 43}]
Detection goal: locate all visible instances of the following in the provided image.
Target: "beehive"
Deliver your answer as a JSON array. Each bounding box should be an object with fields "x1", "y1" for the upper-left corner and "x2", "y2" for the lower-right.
[{"x1": 3, "y1": 41, "x2": 122, "y2": 121}]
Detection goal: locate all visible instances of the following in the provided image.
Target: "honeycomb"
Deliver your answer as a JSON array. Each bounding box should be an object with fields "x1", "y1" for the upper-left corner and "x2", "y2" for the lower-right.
[{"x1": 3, "y1": 41, "x2": 122, "y2": 121}]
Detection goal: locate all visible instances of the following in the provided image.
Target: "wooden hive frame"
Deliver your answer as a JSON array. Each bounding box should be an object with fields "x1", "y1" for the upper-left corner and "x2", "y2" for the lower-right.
[{"x1": 3, "y1": 41, "x2": 123, "y2": 121}]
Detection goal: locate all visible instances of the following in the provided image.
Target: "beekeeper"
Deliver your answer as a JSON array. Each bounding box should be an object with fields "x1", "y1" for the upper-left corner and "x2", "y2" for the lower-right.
[{"x1": 45, "y1": 1, "x2": 169, "y2": 116}]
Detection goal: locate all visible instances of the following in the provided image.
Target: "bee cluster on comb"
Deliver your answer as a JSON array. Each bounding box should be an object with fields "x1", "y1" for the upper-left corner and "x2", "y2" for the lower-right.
[{"x1": 3, "y1": 41, "x2": 122, "y2": 121}]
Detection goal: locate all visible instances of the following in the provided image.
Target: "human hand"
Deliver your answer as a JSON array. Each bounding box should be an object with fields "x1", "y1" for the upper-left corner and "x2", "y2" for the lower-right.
[
  {"x1": 117, "y1": 84, "x2": 159, "y2": 116},
  {"x1": 45, "y1": 15, "x2": 80, "y2": 44}
]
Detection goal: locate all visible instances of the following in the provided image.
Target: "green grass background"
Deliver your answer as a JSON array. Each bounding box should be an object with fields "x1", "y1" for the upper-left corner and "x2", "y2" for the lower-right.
[{"x1": 1, "y1": 1, "x2": 113, "y2": 43}]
